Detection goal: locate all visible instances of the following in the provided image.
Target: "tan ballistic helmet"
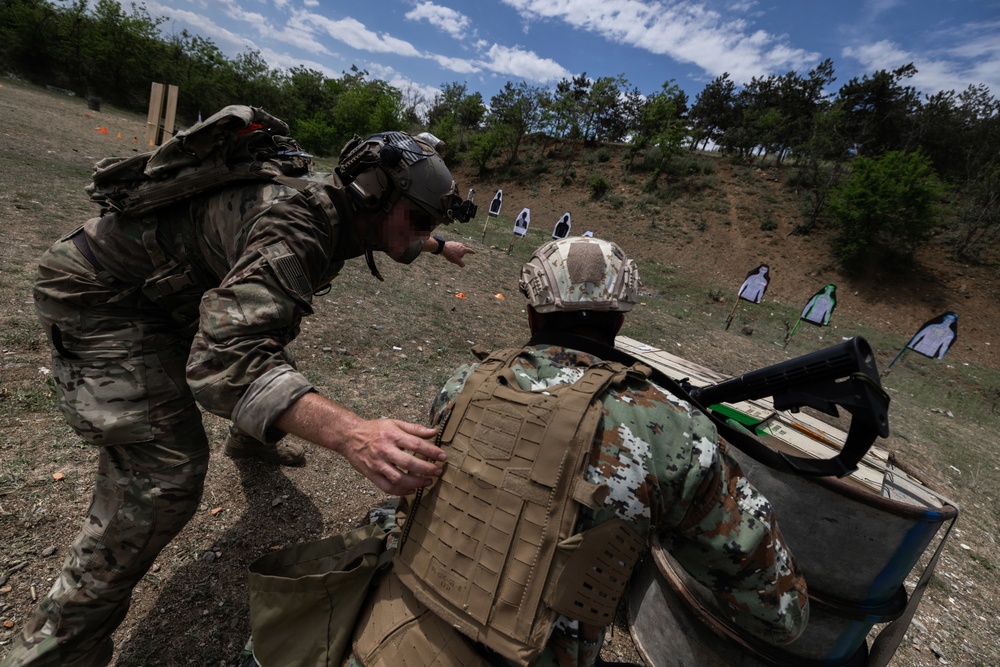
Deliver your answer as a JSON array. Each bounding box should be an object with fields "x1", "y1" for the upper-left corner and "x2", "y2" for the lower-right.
[
  {"x1": 336, "y1": 131, "x2": 468, "y2": 228},
  {"x1": 519, "y1": 236, "x2": 640, "y2": 313}
]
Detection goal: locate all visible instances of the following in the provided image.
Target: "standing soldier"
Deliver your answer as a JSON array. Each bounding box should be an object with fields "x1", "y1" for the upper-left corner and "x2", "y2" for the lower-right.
[{"x1": 2, "y1": 121, "x2": 476, "y2": 667}]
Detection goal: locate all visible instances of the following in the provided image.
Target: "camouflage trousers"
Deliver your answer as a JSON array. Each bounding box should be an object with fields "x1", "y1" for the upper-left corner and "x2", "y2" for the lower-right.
[{"x1": 1, "y1": 230, "x2": 210, "y2": 667}]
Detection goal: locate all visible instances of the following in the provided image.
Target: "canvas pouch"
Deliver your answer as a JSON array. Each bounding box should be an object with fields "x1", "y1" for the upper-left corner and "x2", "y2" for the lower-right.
[{"x1": 247, "y1": 523, "x2": 394, "y2": 667}]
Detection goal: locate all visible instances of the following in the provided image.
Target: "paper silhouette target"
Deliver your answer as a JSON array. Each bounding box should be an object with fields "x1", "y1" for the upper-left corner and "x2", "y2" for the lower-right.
[
  {"x1": 488, "y1": 189, "x2": 502, "y2": 217},
  {"x1": 801, "y1": 284, "x2": 838, "y2": 326},
  {"x1": 482, "y1": 188, "x2": 503, "y2": 241},
  {"x1": 507, "y1": 207, "x2": 530, "y2": 253},
  {"x1": 908, "y1": 312, "x2": 958, "y2": 359},
  {"x1": 738, "y1": 264, "x2": 771, "y2": 303},
  {"x1": 886, "y1": 311, "x2": 959, "y2": 373},
  {"x1": 513, "y1": 208, "x2": 530, "y2": 237},
  {"x1": 784, "y1": 283, "x2": 837, "y2": 344},
  {"x1": 552, "y1": 212, "x2": 571, "y2": 239},
  {"x1": 726, "y1": 263, "x2": 770, "y2": 330}
]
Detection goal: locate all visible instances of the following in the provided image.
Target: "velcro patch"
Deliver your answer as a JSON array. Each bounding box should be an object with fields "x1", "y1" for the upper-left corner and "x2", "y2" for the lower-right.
[
  {"x1": 260, "y1": 241, "x2": 312, "y2": 300},
  {"x1": 567, "y1": 242, "x2": 606, "y2": 284}
]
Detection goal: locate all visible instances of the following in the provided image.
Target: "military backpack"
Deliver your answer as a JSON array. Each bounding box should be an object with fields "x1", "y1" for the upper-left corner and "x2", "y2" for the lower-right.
[{"x1": 85, "y1": 105, "x2": 312, "y2": 217}]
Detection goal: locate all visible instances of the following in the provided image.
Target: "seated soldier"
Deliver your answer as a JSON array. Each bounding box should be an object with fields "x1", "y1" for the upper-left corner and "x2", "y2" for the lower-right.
[{"x1": 346, "y1": 236, "x2": 808, "y2": 667}]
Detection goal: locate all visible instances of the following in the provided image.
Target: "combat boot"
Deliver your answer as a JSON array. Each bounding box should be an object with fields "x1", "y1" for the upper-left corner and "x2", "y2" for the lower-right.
[{"x1": 224, "y1": 428, "x2": 306, "y2": 466}]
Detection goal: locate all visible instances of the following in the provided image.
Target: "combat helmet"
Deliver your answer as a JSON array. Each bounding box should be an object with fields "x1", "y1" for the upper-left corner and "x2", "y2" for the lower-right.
[
  {"x1": 336, "y1": 131, "x2": 476, "y2": 228},
  {"x1": 519, "y1": 236, "x2": 640, "y2": 313}
]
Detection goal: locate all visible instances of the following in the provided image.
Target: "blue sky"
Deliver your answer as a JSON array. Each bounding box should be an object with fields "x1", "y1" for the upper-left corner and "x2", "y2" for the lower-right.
[{"x1": 136, "y1": 0, "x2": 1000, "y2": 109}]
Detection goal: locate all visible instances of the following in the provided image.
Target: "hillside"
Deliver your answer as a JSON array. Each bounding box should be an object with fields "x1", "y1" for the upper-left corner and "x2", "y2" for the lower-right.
[
  {"x1": 1, "y1": 79, "x2": 998, "y2": 667},
  {"x1": 449, "y1": 139, "x2": 998, "y2": 371}
]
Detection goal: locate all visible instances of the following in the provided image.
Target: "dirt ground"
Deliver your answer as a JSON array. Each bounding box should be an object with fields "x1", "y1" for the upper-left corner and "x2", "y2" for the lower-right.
[{"x1": 1, "y1": 78, "x2": 998, "y2": 666}]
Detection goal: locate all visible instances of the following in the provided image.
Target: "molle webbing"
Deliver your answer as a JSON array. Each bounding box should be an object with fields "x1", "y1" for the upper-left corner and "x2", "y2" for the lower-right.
[{"x1": 393, "y1": 349, "x2": 646, "y2": 665}]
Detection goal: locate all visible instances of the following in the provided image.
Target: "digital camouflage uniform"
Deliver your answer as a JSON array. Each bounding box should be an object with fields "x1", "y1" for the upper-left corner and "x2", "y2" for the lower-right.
[
  {"x1": 348, "y1": 342, "x2": 808, "y2": 667},
  {"x1": 3, "y1": 175, "x2": 359, "y2": 667}
]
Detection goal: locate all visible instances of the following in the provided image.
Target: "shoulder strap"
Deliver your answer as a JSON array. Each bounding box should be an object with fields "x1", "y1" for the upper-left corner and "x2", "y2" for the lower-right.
[{"x1": 439, "y1": 347, "x2": 523, "y2": 443}]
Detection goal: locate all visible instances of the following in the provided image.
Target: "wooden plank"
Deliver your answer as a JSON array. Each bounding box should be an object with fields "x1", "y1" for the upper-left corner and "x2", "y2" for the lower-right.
[
  {"x1": 162, "y1": 84, "x2": 179, "y2": 139},
  {"x1": 146, "y1": 82, "x2": 165, "y2": 147}
]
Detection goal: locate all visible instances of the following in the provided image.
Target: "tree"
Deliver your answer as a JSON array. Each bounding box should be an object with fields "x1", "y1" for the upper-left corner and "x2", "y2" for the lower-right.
[
  {"x1": 278, "y1": 66, "x2": 336, "y2": 126},
  {"x1": 790, "y1": 105, "x2": 851, "y2": 230},
  {"x1": 547, "y1": 74, "x2": 590, "y2": 141},
  {"x1": 688, "y1": 73, "x2": 737, "y2": 151},
  {"x1": 586, "y1": 74, "x2": 629, "y2": 143},
  {"x1": 0, "y1": 0, "x2": 64, "y2": 85},
  {"x1": 427, "y1": 82, "x2": 485, "y2": 150},
  {"x1": 828, "y1": 150, "x2": 945, "y2": 270},
  {"x1": 771, "y1": 60, "x2": 837, "y2": 164},
  {"x1": 485, "y1": 81, "x2": 543, "y2": 167},
  {"x1": 287, "y1": 66, "x2": 408, "y2": 156},
  {"x1": 84, "y1": 0, "x2": 167, "y2": 104},
  {"x1": 955, "y1": 164, "x2": 1000, "y2": 261},
  {"x1": 229, "y1": 49, "x2": 282, "y2": 110},
  {"x1": 626, "y1": 80, "x2": 688, "y2": 179},
  {"x1": 835, "y1": 64, "x2": 921, "y2": 156}
]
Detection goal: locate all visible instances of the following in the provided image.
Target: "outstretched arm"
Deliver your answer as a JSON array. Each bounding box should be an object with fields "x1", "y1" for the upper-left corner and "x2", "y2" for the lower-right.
[
  {"x1": 423, "y1": 237, "x2": 476, "y2": 266},
  {"x1": 275, "y1": 392, "x2": 446, "y2": 496}
]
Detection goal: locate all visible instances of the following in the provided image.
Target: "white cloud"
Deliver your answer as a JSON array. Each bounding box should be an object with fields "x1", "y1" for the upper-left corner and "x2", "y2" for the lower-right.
[
  {"x1": 430, "y1": 53, "x2": 483, "y2": 75},
  {"x1": 478, "y1": 43, "x2": 573, "y2": 82},
  {"x1": 861, "y1": 0, "x2": 904, "y2": 21},
  {"x1": 222, "y1": 5, "x2": 267, "y2": 26},
  {"x1": 405, "y1": 2, "x2": 473, "y2": 40},
  {"x1": 145, "y1": 1, "x2": 261, "y2": 54},
  {"x1": 499, "y1": 0, "x2": 819, "y2": 83},
  {"x1": 302, "y1": 12, "x2": 423, "y2": 57},
  {"x1": 843, "y1": 35, "x2": 1000, "y2": 97},
  {"x1": 362, "y1": 62, "x2": 442, "y2": 114},
  {"x1": 258, "y1": 47, "x2": 338, "y2": 77}
]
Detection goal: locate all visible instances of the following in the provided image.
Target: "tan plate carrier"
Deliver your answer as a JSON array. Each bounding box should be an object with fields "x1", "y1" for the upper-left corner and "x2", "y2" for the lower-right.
[{"x1": 392, "y1": 349, "x2": 647, "y2": 665}]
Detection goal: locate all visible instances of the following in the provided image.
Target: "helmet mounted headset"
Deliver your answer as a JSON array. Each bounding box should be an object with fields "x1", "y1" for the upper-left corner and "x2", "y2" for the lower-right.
[{"x1": 336, "y1": 131, "x2": 477, "y2": 280}]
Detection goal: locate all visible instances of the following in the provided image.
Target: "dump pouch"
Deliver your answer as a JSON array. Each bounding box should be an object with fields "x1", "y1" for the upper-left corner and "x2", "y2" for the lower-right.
[{"x1": 247, "y1": 523, "x2": 394, "y2": 667}]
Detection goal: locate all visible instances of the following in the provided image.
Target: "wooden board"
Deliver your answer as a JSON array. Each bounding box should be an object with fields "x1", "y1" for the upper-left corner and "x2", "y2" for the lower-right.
[{"x1": 145, "y1": 81, "x2": 165, "y2": 147}]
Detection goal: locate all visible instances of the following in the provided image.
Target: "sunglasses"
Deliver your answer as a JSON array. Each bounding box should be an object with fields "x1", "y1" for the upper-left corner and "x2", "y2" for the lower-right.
[{"x1": 407, "y1": 208, "x2": 437, "y2": 232}]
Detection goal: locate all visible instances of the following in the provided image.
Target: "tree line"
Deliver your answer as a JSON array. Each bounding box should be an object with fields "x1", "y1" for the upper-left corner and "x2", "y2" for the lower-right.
[{"x1": 2, "y1": 0, "x2": 998, "y2": 271}]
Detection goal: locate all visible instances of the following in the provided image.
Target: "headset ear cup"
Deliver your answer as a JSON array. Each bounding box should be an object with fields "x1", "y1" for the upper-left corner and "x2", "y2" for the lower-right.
[{"x1": 380, "y1": 143, "x2": 402, "y2": 168}]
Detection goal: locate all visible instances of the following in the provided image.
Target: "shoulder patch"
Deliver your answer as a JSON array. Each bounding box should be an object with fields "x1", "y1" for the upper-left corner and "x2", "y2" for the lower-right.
[{"x1": 260, "y1": 241, "x2": 312, "y2": 300}]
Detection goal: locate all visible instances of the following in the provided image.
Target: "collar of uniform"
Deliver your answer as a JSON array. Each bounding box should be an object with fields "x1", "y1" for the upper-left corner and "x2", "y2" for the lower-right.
[{"x1": 525, "y1": 330, "x2": 615, "y2": 361}]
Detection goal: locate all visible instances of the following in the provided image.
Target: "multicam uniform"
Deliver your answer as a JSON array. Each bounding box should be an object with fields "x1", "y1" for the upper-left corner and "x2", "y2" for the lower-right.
[
  {"x1": 352, "y1": 341, "x2": 808, "y2": 667},
  {"x1": 5, "y1": 176, "x2": 356, "y2": 667}
]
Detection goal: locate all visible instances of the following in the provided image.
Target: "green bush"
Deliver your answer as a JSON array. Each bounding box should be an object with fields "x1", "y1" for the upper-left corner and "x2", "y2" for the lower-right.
[
  {"x1": 828, "y1": 150, "x2": 945, "y2": 270},
  {"x1": 588, "y1": 174, "x2": 610, "y2": 199}
]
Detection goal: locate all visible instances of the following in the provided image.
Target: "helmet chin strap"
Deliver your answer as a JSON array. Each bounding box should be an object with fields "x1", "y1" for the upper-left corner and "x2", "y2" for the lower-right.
[
  {"x1": 362, "y1": 192, "x2": 402, "y2": 282},
  {"x1": 365, "y1": 219, "x2": 385, "y2": 282}
]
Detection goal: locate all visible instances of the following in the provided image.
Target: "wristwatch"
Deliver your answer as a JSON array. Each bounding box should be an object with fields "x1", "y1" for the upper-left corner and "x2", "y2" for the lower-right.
[{"x1": 432, "y1": 235, "x2": 446, "y2": 254}]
